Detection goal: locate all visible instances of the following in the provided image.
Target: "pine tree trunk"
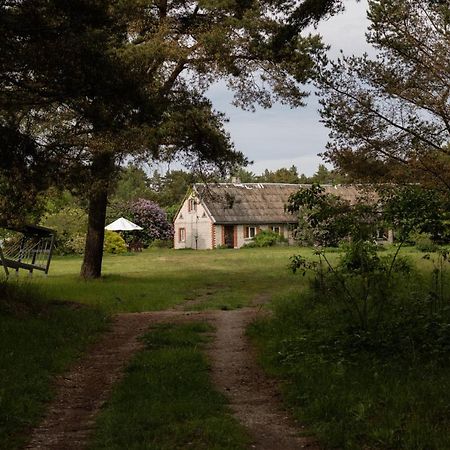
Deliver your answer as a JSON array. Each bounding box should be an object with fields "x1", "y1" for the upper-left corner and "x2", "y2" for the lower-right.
[{"x1": 80, "y1": 153, "x2": 113, "y2": 279}]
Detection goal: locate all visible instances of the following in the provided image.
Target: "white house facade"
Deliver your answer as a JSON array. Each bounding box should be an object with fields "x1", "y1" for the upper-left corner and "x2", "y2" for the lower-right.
[
  {"x1": 174, "y1": 182, "x2": 382, "y2": 250},
  {"x1": 174, "y1": 183, "x2": 305, "y2": 249}
]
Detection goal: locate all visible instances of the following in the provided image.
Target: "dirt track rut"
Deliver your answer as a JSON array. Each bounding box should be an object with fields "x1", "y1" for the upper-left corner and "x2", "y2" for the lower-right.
[{"x1": 26, "y1": 308, "x2": 317, "y2": 450}]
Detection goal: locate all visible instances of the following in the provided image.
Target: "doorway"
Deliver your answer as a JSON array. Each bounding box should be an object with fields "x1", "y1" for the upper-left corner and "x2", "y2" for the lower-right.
[{"x1": 223, "y1": 225, "x2": 235, "y2": 248}]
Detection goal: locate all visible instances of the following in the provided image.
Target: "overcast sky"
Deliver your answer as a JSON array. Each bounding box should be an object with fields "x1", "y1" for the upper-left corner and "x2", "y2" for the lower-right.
[{"x1": 207, "y1": 0, "x2": 371, "y2": 176}]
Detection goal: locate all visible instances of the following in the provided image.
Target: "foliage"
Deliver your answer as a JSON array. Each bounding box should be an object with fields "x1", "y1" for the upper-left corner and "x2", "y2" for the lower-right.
[
  {"x1": 126, "y1": 199, "x2": 174, "y2": 247},
  {"x1": 230, "y1": 164, "x2": 347, "y2": 185},
  {"x1": 290, "y1": 242, "x2": 413, "y2": 330},
  {"x1": 288, "y1": 183, "x2": 450, "y2": 329},
  {"x1": 381, "y1": 185, "x2": 449, "y2": 242},
  {"x1": 277, "y1": 177, "x2": 450, "y2": 446},
  {"x1": 287, "y1": 184, "x2": 378, "y2": 246},
  {"x1": 0, "y1": 280, "x2": 108, "y2": 449},
  {"x1": 317, "y1": 0, "x2": 450, "y2": 191},
  {"x1": 41, "y1": 206, "x2": 88, "y2": 255},
  {"x1": 90, "y1": 322, "x2": 248, "y2": 450},
  {"x1": 414, "y1": 233, "x2": 440, "y2": 253},
  {"x1": 243, "y1": 230, "x2": 286, "y2": 248},
  {"x1": 103, "y1": 231, "x2": 127, "y2": 254},
  {"x1": 249, "y1": 279, "x2": 450, "y2": 449},
  {"x1": 2, "y1": 0, "x2": 343, "y2": 277},
  {"x1": 112, "y1": 165, "x2": 152, "y2": 204}
]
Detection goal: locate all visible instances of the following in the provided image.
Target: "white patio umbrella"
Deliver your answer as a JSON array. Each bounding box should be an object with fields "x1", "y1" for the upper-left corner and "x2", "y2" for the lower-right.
[{"x1": 105, "y1": 217, "x2": 143, "y2": 231}]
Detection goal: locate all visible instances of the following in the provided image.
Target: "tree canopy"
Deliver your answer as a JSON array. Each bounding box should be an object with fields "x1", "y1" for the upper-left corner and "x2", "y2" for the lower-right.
[
  {"x1": 1, "y1": 0, "x2": 344, "y2": 277},
  {"x1": 317, "y1": 0, "x2": 450, "y2": 192}
]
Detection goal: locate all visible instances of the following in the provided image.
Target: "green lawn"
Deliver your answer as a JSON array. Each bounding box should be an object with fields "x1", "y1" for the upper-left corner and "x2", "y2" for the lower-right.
[
  {"x1": 29, "y1": 247, "x2": 320, "y2": 313},
  {"x1": 89, "y1": 322, "x2": 249, "y2": 450}
]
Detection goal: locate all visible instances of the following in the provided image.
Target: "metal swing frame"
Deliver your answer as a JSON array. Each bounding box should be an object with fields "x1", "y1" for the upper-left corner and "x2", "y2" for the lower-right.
[{"x1": 0, "y1": 224, "x2": 56, "y2": 277}]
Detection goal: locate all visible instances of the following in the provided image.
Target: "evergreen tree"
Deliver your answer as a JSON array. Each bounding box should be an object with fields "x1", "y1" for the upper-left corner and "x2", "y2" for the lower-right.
[
  {"x1": 318, "y1": 0, "x2": 450, "y2": 191},
  {"x1": 2, "y1": 0, "x2": 343, "y2": 277}
]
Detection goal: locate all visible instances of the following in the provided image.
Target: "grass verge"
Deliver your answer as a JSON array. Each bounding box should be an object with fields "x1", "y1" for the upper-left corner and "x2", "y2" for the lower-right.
[
  {"x1": 0, "y1": 279, "x2": 109, "y2": 450},
  {"x1": 249, "y1": 287, "x2": 450, "y2": 450},
  {"x1": 89, "y1": 322, "x2": 248, "y2": 450}
]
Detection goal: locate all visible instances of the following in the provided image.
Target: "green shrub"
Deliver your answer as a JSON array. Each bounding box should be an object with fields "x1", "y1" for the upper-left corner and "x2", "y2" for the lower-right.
[
  {"x1": 250, "y1": 263, "x2": 450, "y2": 449},
  {"x1": 103, "y1": 231, "x2": 127, "y2": 254},
  {"x1": 41, "y1": 206, "x2": 88, "y2": 255},
  {"x1": 413, "y1": 233, "x2": 439, "y2": 252},
  {"x1": 244, "y1": 230, "x2": 286, "y2": 248},
  {"x1": 64, "y1": 233, "x2": 86, "y2": 254}
]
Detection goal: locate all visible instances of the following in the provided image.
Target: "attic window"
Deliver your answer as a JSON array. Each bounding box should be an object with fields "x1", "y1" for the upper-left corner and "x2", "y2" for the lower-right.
[
  {"x1": 179, "y1": 213, "x2": 183, "y2": 220},
  {"x1": 202, "y1": 212, "x2": 206, "y2": 218},
  {"x1": 188, "y1": 198, "x2": 197, "y2": 212}
]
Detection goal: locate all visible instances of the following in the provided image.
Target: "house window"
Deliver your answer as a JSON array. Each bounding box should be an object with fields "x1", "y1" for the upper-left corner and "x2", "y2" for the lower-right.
[
  {"x1": 178, "y1": 228, "x2": 186, "y2": 242},
  {"x1": 244, "y1": 226, "x2": 257, "y2": 239},
  {"x1": 188, "y1": 198, "x2": 197, "y2": 212},
  {"x1": 270, "y1": 226, "x2": 281, "y2": 234}
]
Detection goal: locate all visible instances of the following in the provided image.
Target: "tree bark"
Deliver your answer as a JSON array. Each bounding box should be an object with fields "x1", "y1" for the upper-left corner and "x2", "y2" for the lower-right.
[{"x1": 80, "y1": 153, "x2": 114, "y2": 279}]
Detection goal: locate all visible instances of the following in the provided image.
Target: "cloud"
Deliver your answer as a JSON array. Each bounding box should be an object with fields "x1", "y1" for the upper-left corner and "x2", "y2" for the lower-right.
[{"x1": 207, "y1": 0, "x2": 371, "y2": 176}]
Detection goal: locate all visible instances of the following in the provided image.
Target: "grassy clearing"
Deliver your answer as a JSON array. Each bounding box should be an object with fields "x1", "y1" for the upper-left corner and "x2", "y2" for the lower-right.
[
  {"x1": 27, "y1": 247, "x2": 319, "y2": 313},
  {"x1": 89, "y1": 322, "x2": 249, "y2": 450},
  {"x1": 0, "y1": 280, "x2": 108, "y2": 450},
  {"x1": 249, "y1": 248, "x2": 450, "y2": 450}
]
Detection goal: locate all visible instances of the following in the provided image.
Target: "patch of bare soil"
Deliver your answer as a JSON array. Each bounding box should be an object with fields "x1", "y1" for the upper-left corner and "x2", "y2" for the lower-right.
[
  {"x1": 207, "y1": 308, "x2": 320, "y2": 450},
  {"x1": 26, "y1": 307, "x2": 317, "y2": 450}
]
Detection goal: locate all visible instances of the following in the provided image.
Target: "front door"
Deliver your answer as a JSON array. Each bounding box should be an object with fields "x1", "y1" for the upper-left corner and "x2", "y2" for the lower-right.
[{"x1": 224, "y1": 225, "x2": 235, "y2": 248}]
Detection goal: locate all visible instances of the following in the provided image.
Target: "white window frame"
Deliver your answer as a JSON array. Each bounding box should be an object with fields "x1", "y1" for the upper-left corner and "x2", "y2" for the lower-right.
[{"x1": 244, "y1": 226, "x2": 257, "y2": 239}]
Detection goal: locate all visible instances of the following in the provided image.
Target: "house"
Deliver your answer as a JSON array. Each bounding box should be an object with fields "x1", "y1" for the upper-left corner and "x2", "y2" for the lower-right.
[{"x1": 174, "y1": 182, "x2": 372, "y2": 249}]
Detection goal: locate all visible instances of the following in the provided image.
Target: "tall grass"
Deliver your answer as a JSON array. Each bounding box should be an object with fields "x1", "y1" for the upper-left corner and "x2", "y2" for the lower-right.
[
  {"x1": 250, "y1": 250, "x2": 450, "y2": 449},
  {"x1": 0, "y1": 279, "x2": 108, "y2": 450}
]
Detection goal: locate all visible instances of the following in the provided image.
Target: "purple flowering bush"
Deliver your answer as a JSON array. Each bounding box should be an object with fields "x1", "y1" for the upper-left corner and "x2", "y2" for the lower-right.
[{"x1": 126, "y1": 199, "x2": 174, "y2": 247}]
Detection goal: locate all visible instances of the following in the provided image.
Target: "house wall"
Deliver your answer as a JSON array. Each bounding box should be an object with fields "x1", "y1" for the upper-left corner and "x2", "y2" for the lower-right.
[
  {"x1": 174, "y1": 193, "x2": 295, "y2": 250},
  {"x1": 174, "y1": 194, "x2": 213, "y2": 249},
  {"x1": 212, "y1": 223, "x2": 293, "y2": 249},
  {"x1": 214, "y1": 224, "x2": 222, "y2": 248}
]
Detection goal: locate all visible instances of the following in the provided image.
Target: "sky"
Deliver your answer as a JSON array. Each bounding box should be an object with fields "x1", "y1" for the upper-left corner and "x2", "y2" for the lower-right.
[{"x1": 207, "y1": 0, "x2": 371, "y2": 176}]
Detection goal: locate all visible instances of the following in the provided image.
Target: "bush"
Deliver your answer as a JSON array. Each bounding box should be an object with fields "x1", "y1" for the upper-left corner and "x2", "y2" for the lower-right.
[
  {"x1": 126, "y1": 199, "x2": 174, "y2": 247},
  {"x1": 413, "y1": 233, "x2": 439, "y2": 252},
  {"x1": 41, "y1": 206, "x2": 87, "y2": 255},
  {"x1": 244, "y1": 230, "x2": 286, "y2": 248},
  {"x1": 103, "y1": 231, "x2": 127, "y2": 254}
]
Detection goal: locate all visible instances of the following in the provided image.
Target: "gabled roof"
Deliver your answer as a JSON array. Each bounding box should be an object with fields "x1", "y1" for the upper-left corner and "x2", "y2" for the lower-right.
[{"x1": 194, "y1": 183, "x2": 371, "y2": 225}]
